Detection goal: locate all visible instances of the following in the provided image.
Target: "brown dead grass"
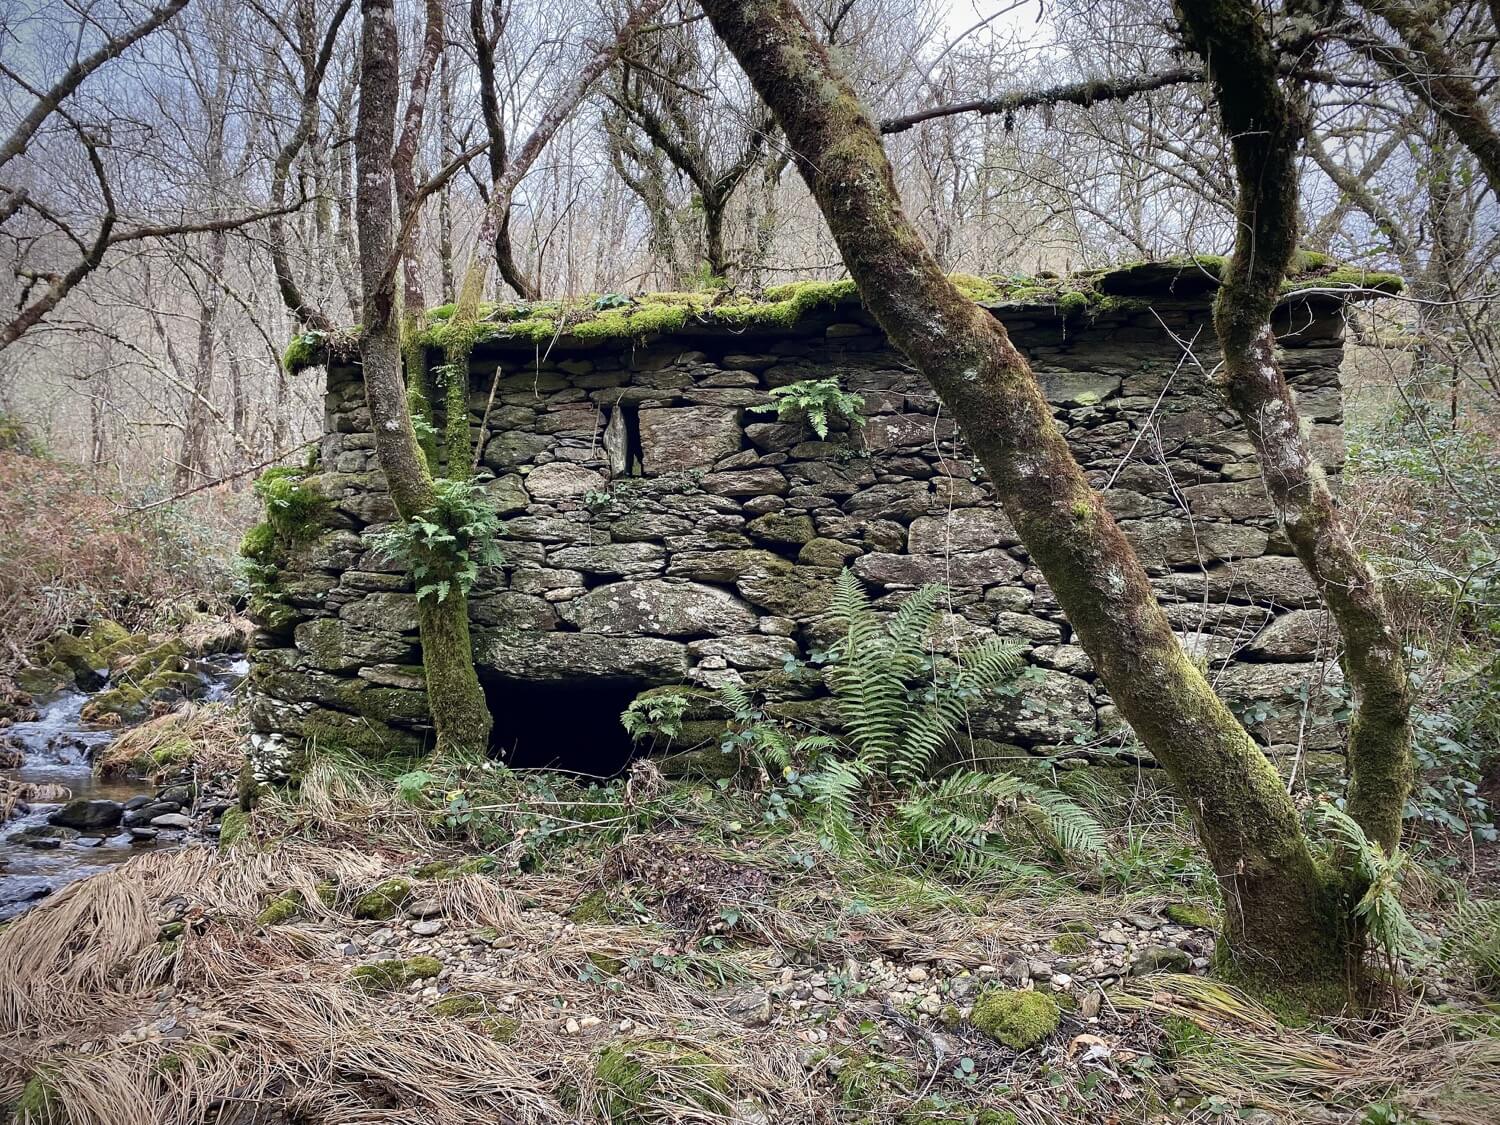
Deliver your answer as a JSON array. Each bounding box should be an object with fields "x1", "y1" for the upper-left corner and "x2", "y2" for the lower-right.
[
  {"x1": 2, "y1": 755, "x2": 1496, "y2": 1124},
  {"x1": 94, "y1": 701, "x2": 247, "y2": 782}
]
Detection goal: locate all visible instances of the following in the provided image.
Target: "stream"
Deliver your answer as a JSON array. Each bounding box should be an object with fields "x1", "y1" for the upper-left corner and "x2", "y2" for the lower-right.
[{"x1": 0, "y1": 654, "x2": 247, "y2": 921}]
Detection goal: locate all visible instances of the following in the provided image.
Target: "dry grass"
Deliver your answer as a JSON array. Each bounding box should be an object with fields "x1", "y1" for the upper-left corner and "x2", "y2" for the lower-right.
[
  {"x1": 4, "y1": 755, "x2": 1493, "y2": 1124},
  {"x1": 0, "y1": 778, "x2": 72, "y2": 823},
  {"x1": 94, "y1": 701, "x2": 247, "y2": 782},
  {"x1": 1116, "y1": 975, "x2": 1500, "y2": 1124},
  {"x1": 0, "y1": 449, "x2": 243, "y2": 678}
]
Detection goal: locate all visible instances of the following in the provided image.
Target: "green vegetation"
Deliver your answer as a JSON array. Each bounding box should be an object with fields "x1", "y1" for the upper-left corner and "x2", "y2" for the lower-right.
[
  {"x1": 282, "y1": 256, "x2": 1401, "y2": 374},
  {"x1": 255, "y1": 891, "x2": 304, "y2": 926},
  {"x1": 1050, "y1": 932, "x2": 1089, "y2": 955},
  {"x1": 351, "y1": 955, "x2": 442, "y2": 992},
  {"x1": 429, "y1": 993, "x2": 488, "y2": 1018},
  {"x1": 367, "y1": 477, "x2": 504, "y2": 604},
  {"x1": 969, "y1": 988, "x2": 1060, "y2": 1049},
  {"x1": 710, "y1": 571, "x2": 1104, "y2": 868},
  {"x1": 750, "y1": 377, "x2": 866, "y2": 439},
  {"x1": 591, "y1": 1040, "x2": 731, "y2": 1123},
  {"x1": 353, "y1": 877, "x2": 413, "y2": 920}
]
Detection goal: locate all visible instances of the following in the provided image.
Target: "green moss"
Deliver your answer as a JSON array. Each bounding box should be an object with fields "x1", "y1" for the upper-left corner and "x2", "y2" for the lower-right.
[
  {"x1": 430, "y1": 993, "x2": 488, "y2": 1018},
  {"x1": 13, "y1": 1075, "x2": 63, "y2": 1123},
  {"x1": 218, "y1": 807, "x2": 249, "y2": 849},
  {"x1": 592, "y1": 1040, "x2": 731, "y2": 1123},
  {"x1": 256, "y1": 891, "x2": 303, "y2": 926},
  {"x1": 1165, "y1": 903, "x2": 1214, "y2": 928},
  {"x1": 353, "y1": 877, "x2": 412, "y2": 920},
  {"x1": 413, "y1": 855, "x2": 498, "y2": 879},
  {"x1": 588, "y1": 951, "x2": 626, "y2": 976},
  {"x1": 254, "y1": 467, "x2": 325, "y2": 543},
  {"x1": 569, "y1": 890, "x2": 618, "y2": 924},
  {"x1": 239, "y1": 522, "x2": 277, "y2": 562},
  {"x1": 281, "y1": 331, "x2": 327, "y2": 374},
  {"x1": 898, "y1": 1098, "x2": 1018, "y2": 1125},
  {"x1": 1284, "y1": 266, "x2": 1402, "y2": 294},
  {"x1": 830, "y1": 1047, "x2": 913, "y2": 1111},
  {"x1": 1050, "y1": 932, "x2": 1090, "y2": 955},
  {"x1": 351, "y1": 954, "x2": 442, "y2": 992},
  {"x1": 482, "y1": 1015, "x2": 520, "y2": 1042},
  {"x1": 948, "y1": 273, "x2": 1001, "y2": 302},
  {"x1": 970, "y1": 988, "x2": 1060, "y2": 1049},
  {"x1": 1159, "y1": 1015, "x2": 1213, "y2": 1058},
  {"x1": 151, "y1": 738, "x2": 193, "y2": 768},
  {"x1": 158, "y1": 921, "x2": 185, "y2": 941}
]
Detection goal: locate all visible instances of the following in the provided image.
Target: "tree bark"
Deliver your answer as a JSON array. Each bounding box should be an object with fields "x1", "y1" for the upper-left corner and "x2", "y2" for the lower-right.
[
  {"x1": 696, "y1": 0, "x2": 1344, "y2": 985},
  {"x1": 1175, "y1": 0, "x2": 1412, "y2": 856},
  {"x1": 355, "y1": 0, "x2": 491, "y2": 756}
]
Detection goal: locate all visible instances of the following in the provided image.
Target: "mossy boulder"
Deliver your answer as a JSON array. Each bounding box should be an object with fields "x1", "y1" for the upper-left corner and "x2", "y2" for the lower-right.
[
  {"x1": 1164, "y1": 903, "x2": 1214, "y2": 928},
  {"x1": 1050, "y1": 932, "x2": 1089, "y2": 956},
  {"x1": 351, "y1": 954, "x2": 442, "y2": 992},
  {"x1": 353, "y1": 877, "x2": 412, "y2": 919},
  {"x1": 15, "y1": 664, "x2": 69, "y2": 697},
  {"x1": 413, "y1": 855, "x2": 498, "y2": 879},
  {"x1": 591, "y1": 1040, "x2": 731, "y2": 1124},
  {"x1": 44, "y1": 632, "x2": 106, "y2": 691},
  {"x1": 970, "y1": 988, "x2": 1060, "y2": 1049}
]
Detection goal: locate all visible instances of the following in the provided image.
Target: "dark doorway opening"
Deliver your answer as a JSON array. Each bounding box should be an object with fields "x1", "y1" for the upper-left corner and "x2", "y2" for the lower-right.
[{"x1": 479, "y1": 672, "x2": 647, "y2": 777}]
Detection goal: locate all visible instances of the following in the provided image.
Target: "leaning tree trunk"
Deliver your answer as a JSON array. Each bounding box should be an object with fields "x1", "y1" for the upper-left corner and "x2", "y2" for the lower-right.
[
  {"x1": 696, "y1": 0, "x2": 1345, "y2": 987},
  {"x1": 1175, "y1": 0, "x2": 1412, "y2": 856},
  {"x1": 355, "y1": 0, "x2": 491, "y2": 756}
]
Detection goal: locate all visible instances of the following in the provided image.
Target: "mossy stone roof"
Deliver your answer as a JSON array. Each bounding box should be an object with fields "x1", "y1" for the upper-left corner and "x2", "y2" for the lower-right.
[{"x1": 283, "y1": 256, "x2": 1401, "y2": 374}]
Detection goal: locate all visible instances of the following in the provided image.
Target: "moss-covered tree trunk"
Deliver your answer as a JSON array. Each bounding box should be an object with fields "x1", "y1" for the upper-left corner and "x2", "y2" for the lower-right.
[
  {"x1": 696, "y1": 0, "x2": 1345, "y2": 986},
  {"x1": 1175, "y1": 0, "x2": 1412, "y2": 856},
  {"x1": 355, "y1": 0, "x2": 491, "y2": 756}
]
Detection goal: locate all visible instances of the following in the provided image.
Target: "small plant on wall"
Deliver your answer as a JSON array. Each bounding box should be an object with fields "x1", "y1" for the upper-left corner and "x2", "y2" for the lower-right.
[
  {"x1": 752, "y1": 378, "x2": 865, "y2": 439},
  {"x1": 369, "y1": 478, "x2": 504, "y2": 603}
]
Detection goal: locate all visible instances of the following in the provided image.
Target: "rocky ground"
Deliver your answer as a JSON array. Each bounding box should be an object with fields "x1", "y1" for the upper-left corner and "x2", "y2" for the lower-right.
[{"x1": 4, "y1": 748, "x2": 1494, "y2": 1125}]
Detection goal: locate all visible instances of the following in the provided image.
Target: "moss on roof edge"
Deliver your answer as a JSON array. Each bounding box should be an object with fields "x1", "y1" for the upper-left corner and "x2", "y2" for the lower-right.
[{"x1": 282, "y1": 257, "x2": 1402, "y2": 375}]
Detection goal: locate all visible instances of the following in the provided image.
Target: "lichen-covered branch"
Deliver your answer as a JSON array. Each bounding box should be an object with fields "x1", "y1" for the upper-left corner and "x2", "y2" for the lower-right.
[
  {"x1": 1175, "y1": 0, "x2": 1412, "y2": 855},
  {"x1": 696, "y1": 0, "x2": 1344, "y2": 984}
]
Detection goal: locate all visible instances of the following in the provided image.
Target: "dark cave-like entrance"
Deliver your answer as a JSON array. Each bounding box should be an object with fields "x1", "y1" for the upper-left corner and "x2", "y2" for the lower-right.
[{"x1": 479, "y1": 672, "x2": 648, "y2": 777}]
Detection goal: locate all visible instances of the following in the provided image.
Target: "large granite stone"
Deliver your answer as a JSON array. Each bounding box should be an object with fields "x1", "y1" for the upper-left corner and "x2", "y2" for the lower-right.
[
  {"x1": 908, "y1": 508, "x2": 1020, "y2": 553},
  {"x1": 853, "y1": 549, "x2": 1024, "y2": 589},
  {"x1": 557, "y1": 579, "x2": 758, "y2": 637},
  {"x1": 476, "y1": 631, "x2": 689, "y2": 682},
  {"x1": 638, "y1": 406, "x2": 743, "y2": 473},
  {"x1": 1118, "y1": 518, "x2": 1268, "y2": 569},
  {"x1": 524, "y1": 462, "x2": 606, "y2": 501},
  {"x1": 547, "y1": 542, "x2": 666, "y2": 578}
]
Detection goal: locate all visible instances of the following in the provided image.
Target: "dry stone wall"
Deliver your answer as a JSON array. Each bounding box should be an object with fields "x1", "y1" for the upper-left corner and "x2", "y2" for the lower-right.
[{"x1": 249, "y1": 272, "x2": 1355, "y2": 781}]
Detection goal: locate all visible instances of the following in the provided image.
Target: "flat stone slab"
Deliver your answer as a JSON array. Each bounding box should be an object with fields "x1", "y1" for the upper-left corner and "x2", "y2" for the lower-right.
[{"x1": 475, "y1": 631, "x2": 689, "y2": 682}]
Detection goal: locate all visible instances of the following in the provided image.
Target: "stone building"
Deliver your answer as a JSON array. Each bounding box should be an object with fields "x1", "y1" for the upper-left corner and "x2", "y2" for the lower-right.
[{"x1": 249, "y1": 263, "x2": 1370, "y2": 781}]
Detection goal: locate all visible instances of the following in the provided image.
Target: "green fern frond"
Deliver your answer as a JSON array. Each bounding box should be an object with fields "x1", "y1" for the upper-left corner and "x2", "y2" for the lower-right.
[{"x1": 1019, "y1": 785, "x2": 1108, "y2": 857}]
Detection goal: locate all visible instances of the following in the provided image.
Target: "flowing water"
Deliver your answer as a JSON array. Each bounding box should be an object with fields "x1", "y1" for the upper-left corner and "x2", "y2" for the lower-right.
[{"x1": 0, "y1": 654, "x2": 247, "y2": 920}]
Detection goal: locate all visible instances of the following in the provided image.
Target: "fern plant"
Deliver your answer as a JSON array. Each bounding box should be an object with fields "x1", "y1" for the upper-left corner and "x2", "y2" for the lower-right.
[
  {"x1": 1314, "y1": 805, "x2": 1429, "y2": 966},
  {"x1": 720, "y1": 570, "x2": 1105, "y2": 866},
  {"x1": 370, "y1": 477, "x2": 504, "y2": 603},
  {"x1": 752, "y1": 378, "x2": 865, "y2": 439},
  {"x1": 1442, "y1": 896, "x2": 1500, "y2": 994}
]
